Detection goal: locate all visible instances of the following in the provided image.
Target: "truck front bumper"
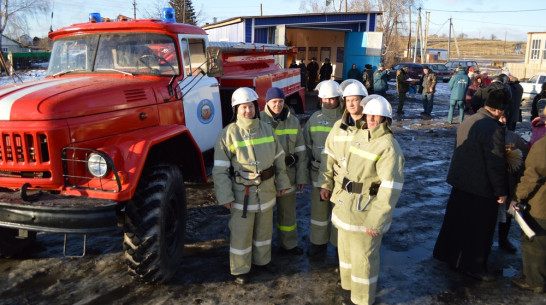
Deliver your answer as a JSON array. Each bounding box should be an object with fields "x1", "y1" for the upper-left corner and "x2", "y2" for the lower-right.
[{"x1": 0, "y1": 190, "x2": 119, "y2": 234}]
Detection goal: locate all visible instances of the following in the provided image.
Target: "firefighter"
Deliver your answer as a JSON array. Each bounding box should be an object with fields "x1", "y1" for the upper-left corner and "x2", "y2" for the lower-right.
[
  {"x1": 319, "y1": 80, "x2": 368, "y2": 214},
  {"x1": 213, "y1": 87, "x2": 291, "y2": 285},
  {"x1": 331, "y1": 95, "x2": 405, "y2": 305},
  {"x1": 303, "y1": 80, "x2": 343, "y2": 256},
  {"x1": 260, "y1": 87, "x2": 309, "y2": 255}
]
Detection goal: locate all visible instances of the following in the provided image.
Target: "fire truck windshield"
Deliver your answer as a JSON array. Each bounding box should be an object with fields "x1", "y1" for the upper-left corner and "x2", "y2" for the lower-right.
[{"x1": 47, "y1": 33, "x2": 180, "y2": 77}]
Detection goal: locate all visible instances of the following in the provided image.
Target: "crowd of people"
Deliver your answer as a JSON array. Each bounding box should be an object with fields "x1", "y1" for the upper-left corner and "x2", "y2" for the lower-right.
[{"x1": 211, "y1": 60, "x2": 546, "y2": 304}]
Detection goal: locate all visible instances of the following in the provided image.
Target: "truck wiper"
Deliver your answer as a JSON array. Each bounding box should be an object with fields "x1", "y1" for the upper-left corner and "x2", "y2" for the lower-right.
[
  {"x1": 51, "y1": 69, "x2": 86, "y2": 77},
  {"x1": 95, "y1": 68, "x2": 134, "y2": 76}
]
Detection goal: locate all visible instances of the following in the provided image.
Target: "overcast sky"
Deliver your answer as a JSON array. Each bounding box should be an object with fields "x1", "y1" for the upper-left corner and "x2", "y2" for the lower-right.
[{"x1": 27, "y1": 0, "x2": 545, "y2": 42}]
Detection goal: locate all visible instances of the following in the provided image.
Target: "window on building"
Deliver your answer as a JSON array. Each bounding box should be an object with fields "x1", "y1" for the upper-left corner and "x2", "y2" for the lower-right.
[
  {"x1": 1, "y1": 47, "x2": 7, "y2": 52},
  {"x1": 530, "y1": 39, "x2": 541, "y2": 60},
  {"x1": 308, "y1": 47, "x2": 318, "y2": 60},
  {"x1": 336, "y1": 47, "x2": 344, "y2": 63},
  {"x1": 320, "y1": 47, "x2": 331, "y2": 61},
  {"x1": 297, "y1": 47, "x2": 306, "y2": 62}
]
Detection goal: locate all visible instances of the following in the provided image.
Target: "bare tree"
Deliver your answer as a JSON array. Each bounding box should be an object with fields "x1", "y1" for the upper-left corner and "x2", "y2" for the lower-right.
[
  {"x1": 490, "y1": 33, "x2": 497, "y2": 40},
  {"x1": 0, "y1": 0, "x2": 50, "y2": 49}
]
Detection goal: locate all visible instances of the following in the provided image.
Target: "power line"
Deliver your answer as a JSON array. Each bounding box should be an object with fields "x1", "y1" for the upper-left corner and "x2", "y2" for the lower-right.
[{"x1": 425, "y1": 8, "x2": 546, "y2": 13}]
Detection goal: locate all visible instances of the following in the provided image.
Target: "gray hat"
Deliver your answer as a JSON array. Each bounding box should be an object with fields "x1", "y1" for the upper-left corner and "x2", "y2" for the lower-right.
[{"x1": 378, "y1": 62, "x2": 384, "y2": 67}]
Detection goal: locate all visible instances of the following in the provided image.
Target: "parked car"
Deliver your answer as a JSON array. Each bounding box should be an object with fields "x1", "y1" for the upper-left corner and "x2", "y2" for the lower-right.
[
  {"x1": 445, "y1": 60, "x2": 478, "y2": 73},
  {"x1": 427, "y1": 63, "x2": 453, "y2": 83},
  {"x1": 388, "y1": 63, "x2": 423, "y2": 84},
  {"x1": 520, "y1": 72, "x2": 546, "y2": 100}
]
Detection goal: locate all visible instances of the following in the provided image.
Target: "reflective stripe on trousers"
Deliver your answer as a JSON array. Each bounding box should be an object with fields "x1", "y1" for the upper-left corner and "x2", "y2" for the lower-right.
[{"x1": 229, "y1": 208, "x2": 273, "y2": 275}]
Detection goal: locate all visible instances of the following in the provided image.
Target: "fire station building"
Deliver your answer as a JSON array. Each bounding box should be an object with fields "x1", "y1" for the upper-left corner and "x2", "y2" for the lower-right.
[{"x1": 202, "y1": 12, "x2": 383, "y2": 81}]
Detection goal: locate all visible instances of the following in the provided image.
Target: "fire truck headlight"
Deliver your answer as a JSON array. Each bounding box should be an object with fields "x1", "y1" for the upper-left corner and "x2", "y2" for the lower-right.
[{"x1": 88, "y1": 153, "x2": 109, "y2": 178}]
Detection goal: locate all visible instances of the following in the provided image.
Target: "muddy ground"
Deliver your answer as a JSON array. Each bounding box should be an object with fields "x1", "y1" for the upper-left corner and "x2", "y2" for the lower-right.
[{"x1": 1, "y1": 79, "x2": 545, "y2": 305}]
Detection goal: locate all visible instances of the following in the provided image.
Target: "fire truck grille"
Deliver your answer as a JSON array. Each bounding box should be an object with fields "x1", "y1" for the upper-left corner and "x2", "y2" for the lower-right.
[
  {"x1": 0, "y1": 132, "x2": 50, "y2": 164},
  {"x1": 62, "y1": 147, "x2": 121, "y2": 192}
]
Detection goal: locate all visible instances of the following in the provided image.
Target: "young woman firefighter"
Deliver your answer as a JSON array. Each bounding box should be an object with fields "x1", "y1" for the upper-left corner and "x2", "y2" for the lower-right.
[
  {"x1": 303, "y1": 80, "x2": 343, "y2": 256},
  {"x1": 319, "y1": 80, "x2": 369, "y2": 206},
  {"x1": 212, "y1": 87, "x2": 291, "y2": 285},
  {"x1": 329, "y1": 95, "x2": 405, "y2": 305},
  {"x1": 260, "y1": 87, "x2": 309, "y2": 255}
]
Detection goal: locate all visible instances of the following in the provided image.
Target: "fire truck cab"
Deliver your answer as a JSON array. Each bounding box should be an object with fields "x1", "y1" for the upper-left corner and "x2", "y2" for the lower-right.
[{"x1": 0, "y1": 9, "x2": 304, "y2": 284}]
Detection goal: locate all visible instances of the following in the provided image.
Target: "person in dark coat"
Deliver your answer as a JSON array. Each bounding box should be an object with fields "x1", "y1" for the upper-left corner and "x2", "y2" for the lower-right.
[
  {"x1": 307, "y1": 57, "x2": 319, "y2": 91},
  {"x1": 434, "y1": 89, "x2": 509, "y2": 282},
  {"x1": 465, "y1": 74, "x2": 485, "y2": 115},
  {"x1": 447, "y1": 66, "x2": 470, "y2": 124},
  {"x1": 510, "y1": 135, "x2": 546, "y2": 293},
  {"x1": 373, "y1": 63, "x2": 389, "y2": 97},
  {"x1": 319, "y1": 58, "x2": 333, "y2": 81},
  {"x1": 507, "y1": 75, "x2": 523, "y2": 131},
  {"x1": 470, "y1": 76, "x2": 511, "y2": 114},
  {"x1": 298, "y1": 59, "x2": 307, "y2": 90},
  {"x1": 531, "y1": 82, "x2": 546, "y2": 121},
  {"x1": 362, "y1": 64, "x2": 374, "y2": 94},
  {"x1": 396, "y1": 65, "x2": 412, "y2": 115},
  {"x1": 289, "y1": 59, "x2": 298, "y2": 68},
  {"x1": 347, "y1": 64, "x2": 361, "y2": 82}
]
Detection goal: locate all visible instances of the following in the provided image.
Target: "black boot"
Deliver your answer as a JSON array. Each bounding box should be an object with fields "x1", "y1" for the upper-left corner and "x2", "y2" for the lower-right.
[
  {"x1": 307, "y1": 243, "x2": 327, "y2": 257},
  {"x1": 499, "y1": 217, "x2": 517, "y2": 253}
]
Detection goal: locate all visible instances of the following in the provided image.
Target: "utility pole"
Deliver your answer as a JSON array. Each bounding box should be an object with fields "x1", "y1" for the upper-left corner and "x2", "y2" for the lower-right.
[
  {"x1": 413, "y1": 7, "x2": 421, "y2": 63},
  {"x1": 345, "y1": 0, "x2": 348, "y2": 12},
  {"x1": 448, "y1": 17, "x2": 451, "y2": 61},
  {"x1": 407, "y1": 6, "x2": 412, "y2": 59},
  {"x1": 133, "y1": 0, "x2": 136, "y2": 19},
  {"x1": 423, "y1": 11, "x2": 430, "y2": 63},
  {"x1": 504, "y1": 31, "x2": 507, "y2": 54},
  {"x1": 183, "y1": 0, "x2": 186, "y2": 23},
  {"x1": 451, "y1": 22, "x2": 460, "y2": 58},
  {"x1": 260, "y1": 4, "x2": 263, "y2": 16}
]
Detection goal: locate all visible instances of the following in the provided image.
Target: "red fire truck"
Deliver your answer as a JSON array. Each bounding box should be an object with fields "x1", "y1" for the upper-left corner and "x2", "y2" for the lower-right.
[{"x1": 0, "y1": 10, "x2": 304, "y2": 283}]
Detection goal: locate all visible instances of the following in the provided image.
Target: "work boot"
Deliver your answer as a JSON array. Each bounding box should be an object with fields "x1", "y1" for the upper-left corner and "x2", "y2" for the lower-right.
[
  {"x1": 279, "y1": 246, "x2": 304, "y2": 256},
  {"x1": 233, "y1": 273, "x2": 249, "y2": 285},
  {"x1": 511, "y1": 278, "x2": 545, "y2": 293},
  {"x1": 253, "y1": 263, "x2": 276, "y2": 274},
  {"x1": 462, "y1": 270, "x2": 496, "y2": 282},
  {"x1": 307, "y1": 243, "x2": 327, "y2": 257}
]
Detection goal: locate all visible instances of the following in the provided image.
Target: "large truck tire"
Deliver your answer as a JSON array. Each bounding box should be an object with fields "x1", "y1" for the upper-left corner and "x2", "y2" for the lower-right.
[
  {"x1": 0, "y1": 228, "x2": 36, "y2": 258},
  {"x1": 123, "y1": 163, "x2": 187, "y2": 284}
]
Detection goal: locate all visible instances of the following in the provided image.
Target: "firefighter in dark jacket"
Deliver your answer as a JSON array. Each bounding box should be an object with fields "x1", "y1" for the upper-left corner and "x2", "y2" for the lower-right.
[
  {"x1": 213, "y1": 87, "x2": 291, "y2": 285},
  {"x1": 434, "y1": 89, "x2": 509, "y2": 282}
]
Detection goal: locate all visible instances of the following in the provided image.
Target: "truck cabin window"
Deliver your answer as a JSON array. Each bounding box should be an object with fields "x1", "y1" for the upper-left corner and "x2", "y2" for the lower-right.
[
  {"x1": 47, "y1": 33, "x2": 180, "y2": 76},
  {"x1": 180, "y1": 38, "x2": 207, "y2": 76}
]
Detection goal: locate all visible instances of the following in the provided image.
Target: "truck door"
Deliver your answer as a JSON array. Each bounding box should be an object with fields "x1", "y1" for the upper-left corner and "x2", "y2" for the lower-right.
[{"x1": 178, "y1": 36, "x2": 222, "y2": 153}]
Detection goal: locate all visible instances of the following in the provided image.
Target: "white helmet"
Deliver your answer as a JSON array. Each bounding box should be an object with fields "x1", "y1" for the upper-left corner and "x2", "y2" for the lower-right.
[
  {"x1": 342, "y1": 82, "x2": 368, "y2": 98},
  {"x1": 362, "y1": 95, "x2": 392, "y2": 118},
  {"x1": 316, "y1": 80, "x2": 341, "y2": 98},
  {"x1": 231, "y1": 87, "x2": 259, "y2": 107}
]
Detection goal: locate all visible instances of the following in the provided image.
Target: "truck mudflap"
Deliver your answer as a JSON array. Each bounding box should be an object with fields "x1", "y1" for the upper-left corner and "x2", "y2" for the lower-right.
[{"x1": 0, "y1": 189, "x2": 119, "y2": 234}]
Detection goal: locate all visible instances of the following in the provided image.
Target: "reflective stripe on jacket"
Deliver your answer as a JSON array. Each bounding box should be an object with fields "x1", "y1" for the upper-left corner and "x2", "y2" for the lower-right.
[
  {"x1": 318, "y1": 112, "x2": 365, "y2": 193},
  {"x1": 261, "y1": 106, "x2": 310, "y2": 187},
  {"x1": 213, "y1": 116, "x2": 291, "y2": 211},
  {"x1": 303, "y1": 106, "x2": 343, "y2": 185},
  {"x1": 330, "y1": 122, "x2": 405, "y2": 234}
]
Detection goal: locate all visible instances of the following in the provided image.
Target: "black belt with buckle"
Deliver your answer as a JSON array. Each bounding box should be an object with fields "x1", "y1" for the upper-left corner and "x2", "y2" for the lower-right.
[{"x1": 342, "y1": 177, "x2": 364, "y2": 194}]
